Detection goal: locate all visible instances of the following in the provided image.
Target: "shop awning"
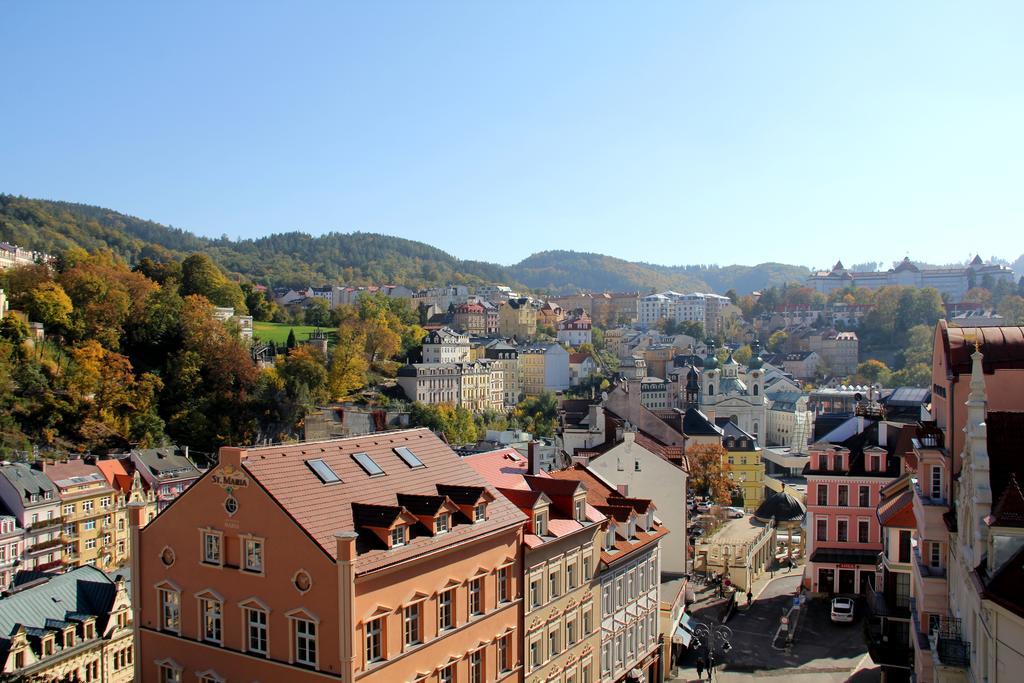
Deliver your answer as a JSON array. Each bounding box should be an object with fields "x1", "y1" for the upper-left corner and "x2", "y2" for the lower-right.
[{"x1": 671, "y1": 612, "x2": 694, "y2": 646}]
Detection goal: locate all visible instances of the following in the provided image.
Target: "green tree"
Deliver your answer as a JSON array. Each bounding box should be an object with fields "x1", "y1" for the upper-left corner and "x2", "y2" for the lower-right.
[
  {"x1": 328, "y1": 327, "x2": 369, "y2": 399},
  {"x1": 286, "y1": 329, "x2": 297, "y2": 350},
  {"x1": 903, "y1": 324, "x2": 934, "y2": 368},
  {"x1": 304, "y1": 298, "x2": 332, "y2": 327},
  {"x1": 998, "y1": 295, "x2": 1024, "y2": 325},
  {"x1": 732, "y1": 344, "x2": 752, "y2": 365},
  {"x1": 853, "y1": 359, "x2": 892, "y2": 386}
]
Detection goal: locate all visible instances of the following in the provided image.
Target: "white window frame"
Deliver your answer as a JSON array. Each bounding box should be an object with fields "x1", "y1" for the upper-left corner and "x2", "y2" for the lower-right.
[
  {"x1": 197, "y1": 594, "x2": 223, "y2": 645},
  {"x1": 243, "y1": 536, "x2": 265, "y2": 574},
  {"x1": 201, "y1": 529, "x2": 223, "y2": 566},
  {"x1": 289, "y1": 612, "x2": 319, "y2": 669}
]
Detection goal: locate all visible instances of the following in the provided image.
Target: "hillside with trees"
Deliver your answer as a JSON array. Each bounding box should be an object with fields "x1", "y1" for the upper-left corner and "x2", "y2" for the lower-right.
[{"x1": 4, "y1": 195, "x2": 810, "y2": 295}]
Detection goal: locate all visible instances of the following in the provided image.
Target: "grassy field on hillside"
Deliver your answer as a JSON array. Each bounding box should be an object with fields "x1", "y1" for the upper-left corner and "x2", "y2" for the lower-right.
[{"x1": 253, "y1": 322, "x2": 334, "y2": 346}]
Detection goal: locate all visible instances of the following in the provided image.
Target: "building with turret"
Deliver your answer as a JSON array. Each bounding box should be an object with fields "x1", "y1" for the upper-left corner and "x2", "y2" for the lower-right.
[{"x1": 806, "y1": 257, "x2": 1014, "y2": 302}]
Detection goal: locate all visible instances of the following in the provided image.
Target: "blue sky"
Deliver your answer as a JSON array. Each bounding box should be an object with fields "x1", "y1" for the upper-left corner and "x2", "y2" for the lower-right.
[{"x1": 2, "y1": 1, "x2": 1022, "y2": 269}]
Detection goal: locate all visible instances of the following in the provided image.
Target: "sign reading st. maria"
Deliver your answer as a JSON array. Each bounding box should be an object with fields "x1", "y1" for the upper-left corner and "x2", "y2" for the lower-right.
[{"x1": 211, "y1": 465, "x2": 249, "y2": 491}]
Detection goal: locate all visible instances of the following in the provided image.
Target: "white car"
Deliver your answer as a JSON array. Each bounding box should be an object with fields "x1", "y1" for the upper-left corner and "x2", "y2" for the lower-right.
[
  {"x1": 831, "y1": 597, "x2": 855, "y2": 623},
  {"x1": 725, "y1": 507, "x2": 745, "y2": 518}
]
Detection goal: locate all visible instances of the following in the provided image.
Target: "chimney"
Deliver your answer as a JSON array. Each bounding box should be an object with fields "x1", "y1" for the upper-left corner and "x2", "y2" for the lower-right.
[
  {"x1": 528, "y1": 441, "x2": 542, "y2": 475},
  {"x1": 879, "y1": 424, "x2": 887, "y2": 448},
  {"x1": 857, "y1": 415, "x2": 865, "y2": 434},
  {"x1": 218, "y1": 447, "x2": 245, "y2": 468}
]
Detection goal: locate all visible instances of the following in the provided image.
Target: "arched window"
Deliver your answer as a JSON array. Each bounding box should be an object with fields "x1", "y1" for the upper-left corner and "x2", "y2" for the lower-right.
[
  {"x1": 753, "y1": 385, "x2": 759, "y2": 396},
  {"x1": 708, "y1": 384, "x2": 714, "y2": 396}
]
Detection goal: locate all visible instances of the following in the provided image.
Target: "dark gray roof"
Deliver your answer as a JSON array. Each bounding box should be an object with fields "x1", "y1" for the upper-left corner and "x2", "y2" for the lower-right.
[
  {"x1": 682, "y1": 408, "x2": 724, "y2": 437},
  {"x1": 754, "y1": 490, "x2": 806, "y2": 523},
  {"x1": 132, "y1": 447, "x2": 201, "y2": 481},
  {"x1": 883, "y1": 387, "x2": 931, "y2": 406},
  {"x1": 0, "y1": 566, "x2": 117, "y2": 642},
  {"x1": 715, "y1": 419, "x2": 758, "y2": 450},
  {"x1": 0, "y1": 463, "x2": 59, "y2": 506}
]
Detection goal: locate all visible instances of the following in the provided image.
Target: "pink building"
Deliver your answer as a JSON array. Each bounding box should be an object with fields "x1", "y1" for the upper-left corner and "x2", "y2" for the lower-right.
[
  {"x1": 0, "y1": 515, "x2": 25, "y2": 592},
  {"x1": 805, "y1": 419, "x2": 913, "y2": 594}
]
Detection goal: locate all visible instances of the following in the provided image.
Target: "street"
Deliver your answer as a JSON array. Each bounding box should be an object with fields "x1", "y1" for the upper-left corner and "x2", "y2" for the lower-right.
[{"x1": 673, "y1": 574, "x2": 879, "y2": 682}]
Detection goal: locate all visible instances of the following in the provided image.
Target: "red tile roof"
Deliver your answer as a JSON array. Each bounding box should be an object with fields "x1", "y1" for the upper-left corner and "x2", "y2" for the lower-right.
[
  {"x1": 240, "y1": 428, "x2": 526, "y2": 574},
  {"x1": 877, "y1": 489, "x2": 915, "y2": 528},
  {"x1": 462, "y1": 448, "x2": 532, "y2": 489}
]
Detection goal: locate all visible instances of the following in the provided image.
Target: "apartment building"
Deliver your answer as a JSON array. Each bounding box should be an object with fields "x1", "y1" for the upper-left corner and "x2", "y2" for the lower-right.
[
  {"x1": 499, "y1": 298, "x2": 538, "y2": 340},
  {"x1": 132, "y1": 428, "x2": 527, "y2": 683},
  {"x1": 717, "y1": 419, "x2": 765, "y2": 513},
  {"x1": 0, "y1": 516, "x2": 24, "y2": 592},
  {"x1": 46, "y1": 459, "x2": 130, "y2": 571},
  {"x1": 0, "y1": 566, "x2": 134, "y2": 682},
  {"x1": 805, "y1": 420, "x2": 909, "y2": 594},
  {"x1": 397, "y1": 361, "x2": 504, "y2": 411},
  {"x1": 484, "y1": 341, "x2": 521, "y2": 406},
  {"x1": 423, "y1": 327, "x2": 472, "y2": 363},
  {"x1": 557, "y1": 311, "x2": 592, "y2": 347},
  {"x1": 637, "y1": 292, "x2": 731, "y2": 336},
  {"x1": 465, "y1": 448, "x2": 604, "y2": 683},
  {"x1": 549, "y1": 466, "x2": 666, "y2": 683},
  {"x1": 129, "y1": 447, "x2": 203, "y2": 512},
  {"x1": 576, "y1": 428, "x2": 687, "y2": 577},
  {"x1": 0, "y1": 463, "x2": 62, "y2": 572},
  {"x1": 453, "y1": 303, "x2": 489, "y2": 337},
  {"x1": 520, "y1": 344, "x2": 570, "y2": 397},
  {"x1": 865, "y1": 474, "x2": 916, "y2": 676}
]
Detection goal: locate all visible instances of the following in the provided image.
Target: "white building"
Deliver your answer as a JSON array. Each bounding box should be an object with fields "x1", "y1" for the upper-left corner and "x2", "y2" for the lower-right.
[
  {"x1": 699, "y1": 345, "x2": 769, "y2": 446},
  {"x1": 421, "y1": 327, "x2": 470, "y2": 363},
  {"x1": 396, "y1": 361, "x2": 504, "y2": 412},
  {"x1": 211, "y1": 306, "x2": 254, "y2": 342},
  {"x1": 807, "y1": 256, "x2": 1015, "y2": 303},
  {"x1": 558, "y1": 311, "x2": 593, "y2": 347},
  {"x1": 637, "y1": 291, "x2": 732, "y2": 335}
]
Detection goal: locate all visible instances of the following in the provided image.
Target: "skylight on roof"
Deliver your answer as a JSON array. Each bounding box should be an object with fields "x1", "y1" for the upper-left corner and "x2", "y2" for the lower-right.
[
  {"x1": 352, "y1": 452, "x2": 385, "y2": 477},
  {"x1": 507, "y1": 452, "x2": 523, "y2": 461},
  {"x1": 306, "y1": 458, "x2": 341, "y2": 484},
  {"x1": 394, "y1": 446, "x2": 425, "y2": 469}
]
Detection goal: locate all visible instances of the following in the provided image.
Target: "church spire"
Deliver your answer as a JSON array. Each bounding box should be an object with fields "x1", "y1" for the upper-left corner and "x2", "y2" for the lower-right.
[{"x1": 963, "y1": 336, "x2": 992, "y2": 566}]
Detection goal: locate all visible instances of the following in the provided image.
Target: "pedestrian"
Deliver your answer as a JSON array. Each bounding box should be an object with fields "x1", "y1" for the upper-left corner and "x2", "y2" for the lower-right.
[
  {"x1": 747, "y1": 589, "x2": 753, "y2": 605},
  {"x1": 696, "y1": 657, "x2": 705, "y2": 680}
]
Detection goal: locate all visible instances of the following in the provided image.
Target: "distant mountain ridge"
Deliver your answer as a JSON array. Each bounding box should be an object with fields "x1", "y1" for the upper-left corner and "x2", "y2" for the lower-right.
[{"x1": 1, "y1": 194, "x2": 810, "y2": 294}]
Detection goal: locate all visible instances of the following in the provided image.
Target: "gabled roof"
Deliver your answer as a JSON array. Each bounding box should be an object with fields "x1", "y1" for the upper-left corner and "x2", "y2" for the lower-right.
[
  {"x1": 986, "y1": 412, "x2": 1024, "y2": 523},
  {"x1": 239, "y1": 428, "x2": 525, "y2": 574},
  {"x1": 988, "y1": 474, "x2": 1024, "y2": 528}
]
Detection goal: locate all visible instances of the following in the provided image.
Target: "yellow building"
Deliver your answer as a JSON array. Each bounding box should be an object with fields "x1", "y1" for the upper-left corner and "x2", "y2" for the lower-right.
[
  {"x1": 0, "y1": 566, "x2": 134, "y2": 682},
  {"x1": 719, "y1": 420, "x2": 765, "y2": 512},
  {"x1": 499, "y1": 297, "x2": 538, "y2": 340},
  {"x1": 45, "y1": 459, "x2": 131, "y2": 571},
  {"x1": 465, "y1": 449, "x2": 604, "y2": 683}
]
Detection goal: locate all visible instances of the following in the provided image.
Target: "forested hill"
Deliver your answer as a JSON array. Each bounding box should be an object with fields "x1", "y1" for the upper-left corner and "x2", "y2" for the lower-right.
[
  {"x1": 510, "y1": 250, "x2": 810, "y2": 294},
  {"x1": 0, "y1": 194, "x2": 809, "y2": 293}
]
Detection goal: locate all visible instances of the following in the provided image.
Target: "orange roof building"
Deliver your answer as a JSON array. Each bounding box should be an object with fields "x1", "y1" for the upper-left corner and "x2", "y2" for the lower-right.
[
  {"x1": 132, "y1": 428, "x2": 526, "y2": 683},
  {"x1": 549, "y1": 465, "x2": 667, "y2": 683},
  {"x1": 465, "y1": 447, "x2": 605, "y2": 683}
]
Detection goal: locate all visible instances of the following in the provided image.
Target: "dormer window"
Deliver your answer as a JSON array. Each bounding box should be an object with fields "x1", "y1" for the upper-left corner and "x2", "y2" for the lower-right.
[
  {"x1": 605, "y1": 524, "x2": 616, "y2": 550},
  {"x1": 574, "y1": 498, "x2": 586, "y2": 523},
  {"x1": 535, "y1": 511, "x2": 548, "y2": 537},
  {"x1": 436, "y1": 513, "x2": 450, "y2": 534},
  {"x1": 627, "y1": 519, "x2": 637, "y2": 540},
  {"x1": 474, "y1": 503, "x2": 487, "y2": 522},
  {"x1": 42, "y1": 635, "x2": 54, "y2": 656},
  {"x1": 83, "y1": 620, "x2": 95, "y2": 639},
  {"x1": 390, "y1": 525, "x2": 408, "y2": 548},
  {"x1": 63, "y1": 628, "x2": 75, "y2": 648}
]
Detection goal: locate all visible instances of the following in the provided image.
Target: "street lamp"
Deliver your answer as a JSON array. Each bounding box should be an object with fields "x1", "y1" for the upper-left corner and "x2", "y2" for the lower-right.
[{"x1": 690, "y1": 620, "x2": 733, "y2": 681}]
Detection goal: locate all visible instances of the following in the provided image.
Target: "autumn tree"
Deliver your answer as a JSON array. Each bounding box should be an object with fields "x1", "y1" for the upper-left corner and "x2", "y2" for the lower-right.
[
  {"x1": 328, "y1": 326, "x2": 369, "y2": 399},
  {"x1": 684, "y1": 443, "x2": 732, "y2": 504},
  {"x1": 25, "y1": 281, "x2": 73, "y2": 332}
]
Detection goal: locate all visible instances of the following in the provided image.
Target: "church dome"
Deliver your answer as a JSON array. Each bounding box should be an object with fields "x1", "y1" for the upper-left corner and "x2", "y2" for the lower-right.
[{"x1": 703, "y1": 339, "x2": 720, "y2": 371}]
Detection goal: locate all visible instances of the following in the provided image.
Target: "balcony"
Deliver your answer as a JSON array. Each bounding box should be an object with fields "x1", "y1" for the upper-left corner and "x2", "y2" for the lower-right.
[
  {"x1": 930, "y1": 617, "x2": 970, "y2": 669},
  {"x1": 913, "y1": 481, "x2": 950, "y2": 541},
  {"x1": 911, "y1": 547, "x2": 947, "y2": 616},
  {"x1": 27, "y1": 517, "x2": 63, "y2": 532}
]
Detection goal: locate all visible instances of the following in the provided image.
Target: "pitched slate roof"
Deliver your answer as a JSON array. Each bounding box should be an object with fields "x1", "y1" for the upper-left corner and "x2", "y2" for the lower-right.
[
  {"x1": 981, "y1": 544, "x2": 1024, "y2": 619},
  {"x1": 986, "y1": 412, "x2": 1024, "y2": 527},
  {"x1": 682, "y1": 408, "x2": 724, "y2": 437},
  {"x1": 0, "y1": 463, "x2": 58, "y2": 506},
  {"x1": 0, "y1": 566, "x2": 118, "y2": 653},
  {"x1": 240, "y1": 428, "x2": 526, "y2": 574}
]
